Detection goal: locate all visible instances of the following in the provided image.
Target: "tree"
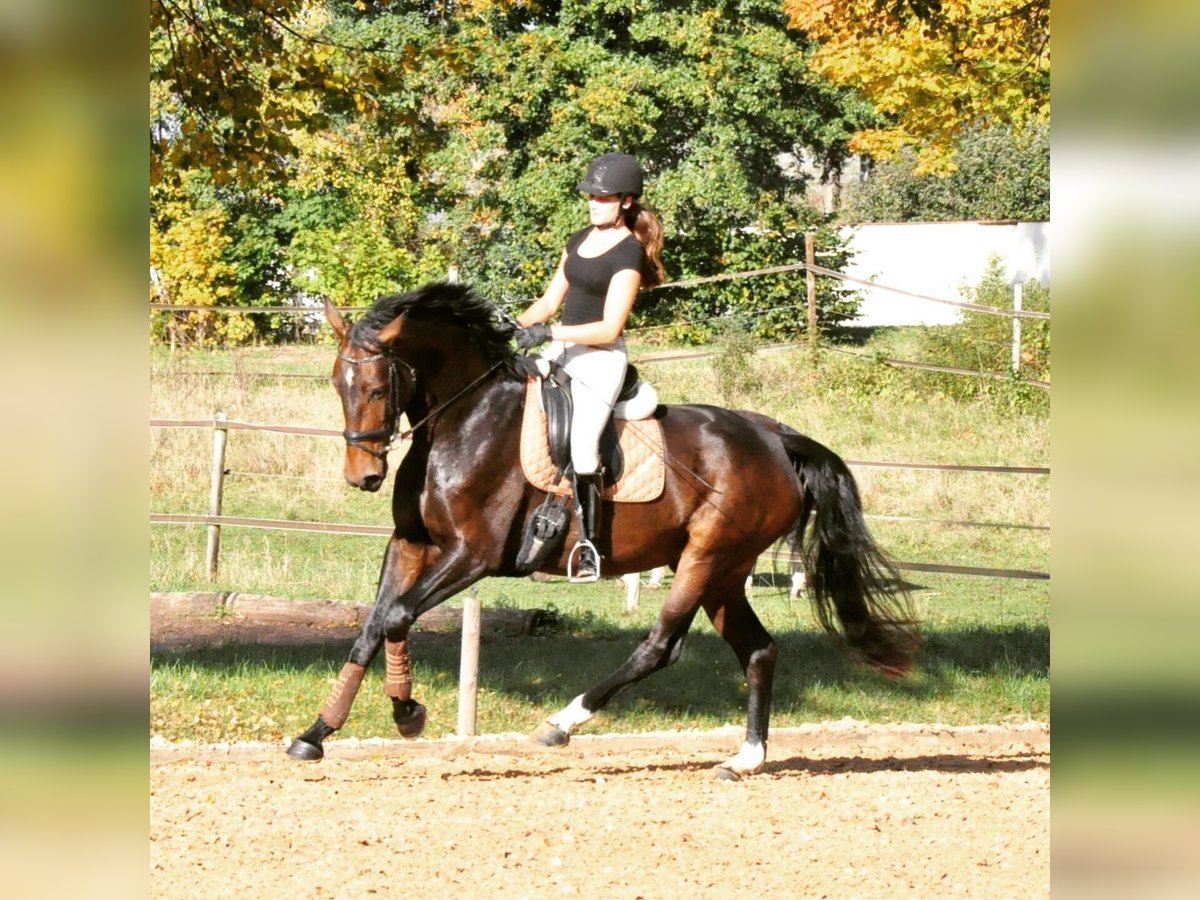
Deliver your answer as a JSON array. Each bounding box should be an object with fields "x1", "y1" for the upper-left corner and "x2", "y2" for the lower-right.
[
  {"x1": 783, "y1": 0, "x2": 1050, "y2": 174},
  {"x1": 150, "y1": 0, "x2": 421, "y2": 186},
  {"x1": 428, "y1": 0, "x2": 867, "y2": 340},
  {"x1": 150, "y1": 175, "x2": 250, "y2": 346},
  {"x1": 151, "y1": 0, "x2": 871, "y2": 342},
  {"x1": 838, "y1": 120, "x2": 1049, "y2": 222}
]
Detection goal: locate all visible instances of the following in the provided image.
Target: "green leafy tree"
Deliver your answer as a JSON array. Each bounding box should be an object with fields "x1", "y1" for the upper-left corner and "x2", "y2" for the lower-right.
[
  {"x1": 919, "y1": 256, "x2": 1050, "y2": 410},
  {"x1": 425, "y1": 0, "x2": 867, "y2": 341},
  {"x1": 839, "y1": 121, "x2": 1049, "y2": 222},
  {"x1": 151, "y1": 0, "x2": 871, "y2": 343}
]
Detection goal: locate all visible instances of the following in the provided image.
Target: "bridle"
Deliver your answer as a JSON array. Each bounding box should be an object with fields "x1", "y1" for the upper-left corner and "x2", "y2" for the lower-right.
[
  {"x1": 337, "y1": 345, "x2": 505, "y2": 460},
  {"x1": 337, "y1": 348, "x2": 416, "y2": 460}
]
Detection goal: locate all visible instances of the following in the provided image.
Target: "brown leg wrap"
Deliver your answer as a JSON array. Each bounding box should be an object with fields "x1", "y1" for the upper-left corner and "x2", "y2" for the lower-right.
[
  {"x1": 384, "y1": 639, "x2": 414, "y2": 700},
  {"x1": 317, "y1": 662, "x2": 366, "y2": 730}
]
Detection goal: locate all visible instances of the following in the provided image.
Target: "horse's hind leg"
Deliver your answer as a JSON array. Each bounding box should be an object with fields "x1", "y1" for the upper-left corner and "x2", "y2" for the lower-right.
[
  {"x1": 533, "y1": 564, "x2": 706, "y2": 746},
  {"x1": 702, "y1": 579, "x2": 779, "y2": 779}
]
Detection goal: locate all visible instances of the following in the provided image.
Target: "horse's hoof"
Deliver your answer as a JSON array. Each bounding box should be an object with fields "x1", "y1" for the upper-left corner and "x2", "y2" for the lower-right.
[
  {"x1": 286, "y1": 738, "x2": 324, "y2": 761},
  {"x1": 532, "y1": 722, "x2": 570, "y2": 747},
  {"x1": 393, "y1": 701, "x2": 427, "y2": 739},
  {"x1": 714, "y1": 766, "x2": 742, "y2": 782}
]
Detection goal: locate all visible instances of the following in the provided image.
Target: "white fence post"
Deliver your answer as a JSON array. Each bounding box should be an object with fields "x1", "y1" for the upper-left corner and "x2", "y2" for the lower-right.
[
  {"x1": 457, "y1": 585, "x2": 481, "y2": 736},
  {"x1": 205, "y1": 412, "x2": 228, "y2": 578},
  {"x1": 1011, "y1": 282, "x2": 1023, "y2": 374},
  {"x1": 805, "y1": 232, "x2": 817, "y2": 365}
]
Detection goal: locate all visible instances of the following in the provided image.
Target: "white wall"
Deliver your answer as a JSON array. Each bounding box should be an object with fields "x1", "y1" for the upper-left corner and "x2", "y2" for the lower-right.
[{"x1": 839, "y1": 221, "x2": 1051, "y2": 326}]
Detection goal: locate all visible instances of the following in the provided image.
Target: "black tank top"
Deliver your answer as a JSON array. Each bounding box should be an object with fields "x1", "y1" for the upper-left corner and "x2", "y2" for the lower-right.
[{"x1": 560, "y1": 227, "x2": 645, "y2": 326}]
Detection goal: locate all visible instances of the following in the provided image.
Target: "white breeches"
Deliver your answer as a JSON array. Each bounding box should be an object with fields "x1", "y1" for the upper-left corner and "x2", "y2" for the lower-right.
[{"x1": 541, "y1": 338, "x2": 627, "y2": 475}]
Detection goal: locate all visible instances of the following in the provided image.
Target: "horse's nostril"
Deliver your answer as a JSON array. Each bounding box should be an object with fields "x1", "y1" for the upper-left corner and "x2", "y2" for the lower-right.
[{"x1": 361, "y1": 474, "x2": 384, "y2": 492}]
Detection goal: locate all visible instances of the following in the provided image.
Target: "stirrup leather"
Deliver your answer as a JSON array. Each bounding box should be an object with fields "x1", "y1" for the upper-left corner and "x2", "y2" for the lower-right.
[{"x1": 567, "y1": 539, "x2": 600, "y2": 583}]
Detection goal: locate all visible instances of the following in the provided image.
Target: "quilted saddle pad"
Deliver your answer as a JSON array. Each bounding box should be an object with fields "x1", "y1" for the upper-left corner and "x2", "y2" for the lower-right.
[{"x1": 519, "y1": 378, "x2": 665, "y2": 503}]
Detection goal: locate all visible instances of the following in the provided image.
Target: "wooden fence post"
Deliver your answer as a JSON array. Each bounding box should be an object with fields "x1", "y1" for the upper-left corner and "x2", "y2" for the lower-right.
[
  {"x1": 1011, "y1": 282, "x2": 1023, "y2": 374},
  {"x1": 457, "y1": 585, "x2": 482, "y2": 736},
  {"x1": 205, "y1": 412, "x2": 228, "y2": 578},
  {"x1": 448, "y1": 265, "x2": 460, "y2": 284},
  {"x1": 805, "y1": 232, "x2": 818, "y2": 366}
]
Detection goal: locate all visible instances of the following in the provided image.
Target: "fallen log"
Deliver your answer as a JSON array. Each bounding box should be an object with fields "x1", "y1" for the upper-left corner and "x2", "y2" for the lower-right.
[{"x1": 150, "y1": 592, "x2": 552, "y2": 636}]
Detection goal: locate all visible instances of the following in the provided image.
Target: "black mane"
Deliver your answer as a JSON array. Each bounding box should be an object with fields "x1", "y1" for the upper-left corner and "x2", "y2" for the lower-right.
[{"x1": 350, "y1": 282, "x2": 517, "y2": 368}]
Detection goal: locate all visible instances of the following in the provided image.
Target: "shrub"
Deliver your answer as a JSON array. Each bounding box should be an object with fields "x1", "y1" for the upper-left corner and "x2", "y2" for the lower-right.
[
  {"x1": 917, "y1": 258, "x2": 1050, "y2": 413},
  {"x1": 711, "y1": 319, "x2": 763, "y2": 405},
  {"x1": 838, "y1": 121, "x2": 1050, "y2": 223}
]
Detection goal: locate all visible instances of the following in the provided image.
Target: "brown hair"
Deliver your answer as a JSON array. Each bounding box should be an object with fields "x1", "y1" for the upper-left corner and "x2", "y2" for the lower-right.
[{"x1": 622, "y1": 202, "x2": 665, "y2": 289}]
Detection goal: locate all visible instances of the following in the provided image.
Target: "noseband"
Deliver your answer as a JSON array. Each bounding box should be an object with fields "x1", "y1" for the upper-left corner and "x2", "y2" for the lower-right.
[{"x1": 337, "y1": 348, "x2": 417, "y2": 460}]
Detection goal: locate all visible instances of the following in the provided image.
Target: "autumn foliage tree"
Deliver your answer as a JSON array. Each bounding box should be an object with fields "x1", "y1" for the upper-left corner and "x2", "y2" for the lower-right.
[
  {"x1": 151, "y1": 1, "x2": 869, "y2": 344},
  {"x1": 784, "y1": 0, "x2": 1050, "y2": 174},
  {"x1": 150, "y1": 0, "x2": 425, "y2": 186}
]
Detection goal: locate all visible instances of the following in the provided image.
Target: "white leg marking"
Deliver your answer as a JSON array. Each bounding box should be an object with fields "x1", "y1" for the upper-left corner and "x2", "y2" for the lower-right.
[
  {"x1": 720, "y1": 740, "x2": 766, "y2": 775},
  {"x1": 547, "y1": 694, "x2": 593, "y2": 733},
  {"x1": 646, "y1": 567, "x2": 664, "y2": 587},
  {"x1": 791, "y1": 570, "x2": 806, "y2": 598},
  {"x1": 621, "y1": 573, "x2": 640, "y2": 611}
]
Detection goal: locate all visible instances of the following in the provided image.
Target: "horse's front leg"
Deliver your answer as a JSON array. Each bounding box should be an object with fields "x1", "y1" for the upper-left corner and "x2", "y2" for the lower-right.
[
  {"x1": 286, "y1": 537, "x2": 435, "y2": 760},
  {"x1": 287, "y1": 540, "x2": 487, "y2": 760}
]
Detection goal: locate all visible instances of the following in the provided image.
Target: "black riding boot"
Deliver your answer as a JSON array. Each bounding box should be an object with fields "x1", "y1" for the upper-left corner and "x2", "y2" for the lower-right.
[{"x1": 568, "y1": 472, "x2": 603, "y2": 583}]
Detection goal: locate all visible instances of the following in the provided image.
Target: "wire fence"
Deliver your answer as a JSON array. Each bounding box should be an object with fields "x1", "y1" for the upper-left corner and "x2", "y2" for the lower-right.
[
  {"x1": 149, "y1": 414, "x2": 1049, "y2": 582},
  {"x1": 150, "y1": 253, "x2": 1048, "y2": 582},
  {"x1": 149, "y1": 258, "x2": 1050, "y2": 321},
  {"x1": 150, "y1": 254, "x2": 1049, "y2": 391}
]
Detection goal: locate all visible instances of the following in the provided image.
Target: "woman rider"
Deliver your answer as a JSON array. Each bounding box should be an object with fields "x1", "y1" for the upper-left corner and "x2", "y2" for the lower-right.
[{"x1": 513, "y1": 152, "x2": 665, "y2": 581}]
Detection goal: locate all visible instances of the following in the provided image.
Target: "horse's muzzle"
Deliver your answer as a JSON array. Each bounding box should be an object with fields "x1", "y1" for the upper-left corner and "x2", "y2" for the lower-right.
[
  {"x1": 355, "y1": 473, "x2": 384, "y2": 492},
  {"x1": 343, "y1": 449, "x2": 387, "y2": 492}
]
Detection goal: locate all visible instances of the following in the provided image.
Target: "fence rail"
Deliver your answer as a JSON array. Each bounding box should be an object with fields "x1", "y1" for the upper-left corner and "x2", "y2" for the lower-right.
[
  {"x1": 151, "y1": 511, "x2": 1049, "y2": 582},
  {"x1": 148, "y1": 258, "x2": 1050, "y2": 321},
  {"x1": 151, "y1": 252, "x2": 1047, "y2": 584},
  {"x1": 149, "y1": 414, "x2": 1049, "y2": 475},
  {"x1": 150, "y1": 414, "x2": 1048, "y2": 582},
  {"x1": 151, "y1": 253, "x2": 1049, "y2": 388}
]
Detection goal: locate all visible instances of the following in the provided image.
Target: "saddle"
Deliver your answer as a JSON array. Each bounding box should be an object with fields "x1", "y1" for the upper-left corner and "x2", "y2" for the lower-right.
[{"x1": 519, "y1": 362, "x2": 665, "y2": 504}]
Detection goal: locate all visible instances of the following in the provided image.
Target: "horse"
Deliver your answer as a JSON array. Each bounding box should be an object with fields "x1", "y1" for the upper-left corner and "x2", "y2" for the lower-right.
[{"x1": 287, "y1": 282, "x2": 920, "y2": 777}]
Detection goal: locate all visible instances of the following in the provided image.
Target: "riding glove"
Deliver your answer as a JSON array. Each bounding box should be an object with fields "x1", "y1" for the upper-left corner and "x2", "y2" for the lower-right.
[
  {"x1": 510, "y1": 354, "x2": 542, "y2": 378},
  {"x1": 515, "y1": 323, "x2": 552, "y2": 350}
]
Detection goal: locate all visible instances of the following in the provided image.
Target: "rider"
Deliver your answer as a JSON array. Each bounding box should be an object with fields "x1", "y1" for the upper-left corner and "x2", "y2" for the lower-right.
[{"x1": 513, "y1": 152, "x2": 665, "y2": 581}]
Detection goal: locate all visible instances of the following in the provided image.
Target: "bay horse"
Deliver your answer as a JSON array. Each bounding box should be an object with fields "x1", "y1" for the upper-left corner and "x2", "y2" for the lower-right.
[{"x1": 287, "y1": 283, "x2": 919, "y2": 777}]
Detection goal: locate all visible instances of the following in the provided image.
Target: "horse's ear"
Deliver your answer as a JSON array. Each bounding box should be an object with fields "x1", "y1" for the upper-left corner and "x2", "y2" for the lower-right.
[
  {"x1": 376, "y1": 312, "x2": 408, "y2": 346},
  {"x1": 324, "y1": 299, "x2": 349, "y2": 340}
]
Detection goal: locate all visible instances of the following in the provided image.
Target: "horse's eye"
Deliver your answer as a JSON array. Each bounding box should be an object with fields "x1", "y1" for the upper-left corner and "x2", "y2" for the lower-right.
[{"x1": 369, "y1": 387, "x2": 387, "y2": 400}]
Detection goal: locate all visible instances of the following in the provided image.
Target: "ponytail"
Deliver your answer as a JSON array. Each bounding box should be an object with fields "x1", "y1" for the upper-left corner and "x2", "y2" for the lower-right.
[{"x1": 623, "y1": 202, "x2": 665, "y2": 289}]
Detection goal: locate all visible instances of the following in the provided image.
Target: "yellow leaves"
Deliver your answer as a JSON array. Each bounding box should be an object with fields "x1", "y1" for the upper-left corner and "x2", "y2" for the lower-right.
[
  {"x1": 783, "y1": 0, "x2": 836, "y2": 32},
  {"x1": 784, "y1": 0, "x2": 1049, "y2": 171},
  {"x1": 150, "y1": 182, "x2": 242, "y2": 346}
]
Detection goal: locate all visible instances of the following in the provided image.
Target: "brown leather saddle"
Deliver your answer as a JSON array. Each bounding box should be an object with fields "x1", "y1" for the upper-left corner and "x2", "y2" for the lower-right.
[{"x1": 540, "y1": 361, "x2": 643, "y2": 484}]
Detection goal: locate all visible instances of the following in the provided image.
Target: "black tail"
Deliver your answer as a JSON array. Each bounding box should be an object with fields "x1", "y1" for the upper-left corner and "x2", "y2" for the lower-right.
[{"x1": 778, "y1": 430, "x2": 921, "y2": 677}]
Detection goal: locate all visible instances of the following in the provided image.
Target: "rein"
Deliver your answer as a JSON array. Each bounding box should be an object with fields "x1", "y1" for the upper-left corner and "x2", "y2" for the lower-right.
[{"x1": 338, "y1": 346, "x2": 504, "y2": 457}]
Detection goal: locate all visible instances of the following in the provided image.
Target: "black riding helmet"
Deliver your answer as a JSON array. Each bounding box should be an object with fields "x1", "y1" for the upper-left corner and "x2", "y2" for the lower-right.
[{"x1": 576, "y1": 152, "x2": 644, "y2": 198}]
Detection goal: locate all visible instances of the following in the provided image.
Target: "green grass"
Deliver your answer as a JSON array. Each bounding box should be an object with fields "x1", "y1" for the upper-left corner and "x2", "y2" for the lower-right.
[
  {"x1": 150, "y1": 337, "x2": 1049, "y2": 740},
  {"x1": 150, "y1": 568, "x2": 1048, "y2": 742},
  {"x1": 151, "y1": 573, "x2": 1047, "y2": 742}
]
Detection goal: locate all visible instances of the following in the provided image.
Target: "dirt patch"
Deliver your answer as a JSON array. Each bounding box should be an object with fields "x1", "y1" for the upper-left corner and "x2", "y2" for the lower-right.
[
  {"x1": 151, "y1": 601, "x2": 1049, "y2": 897},
  {"x1": 151, "y1": 723, "x2": 1048, "y2": 898}
]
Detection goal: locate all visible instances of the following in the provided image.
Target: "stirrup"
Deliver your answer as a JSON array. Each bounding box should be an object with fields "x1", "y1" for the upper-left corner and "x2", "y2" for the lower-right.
[{"x1": 567, "y1": 540, "x2": 600, "y2": 584}]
